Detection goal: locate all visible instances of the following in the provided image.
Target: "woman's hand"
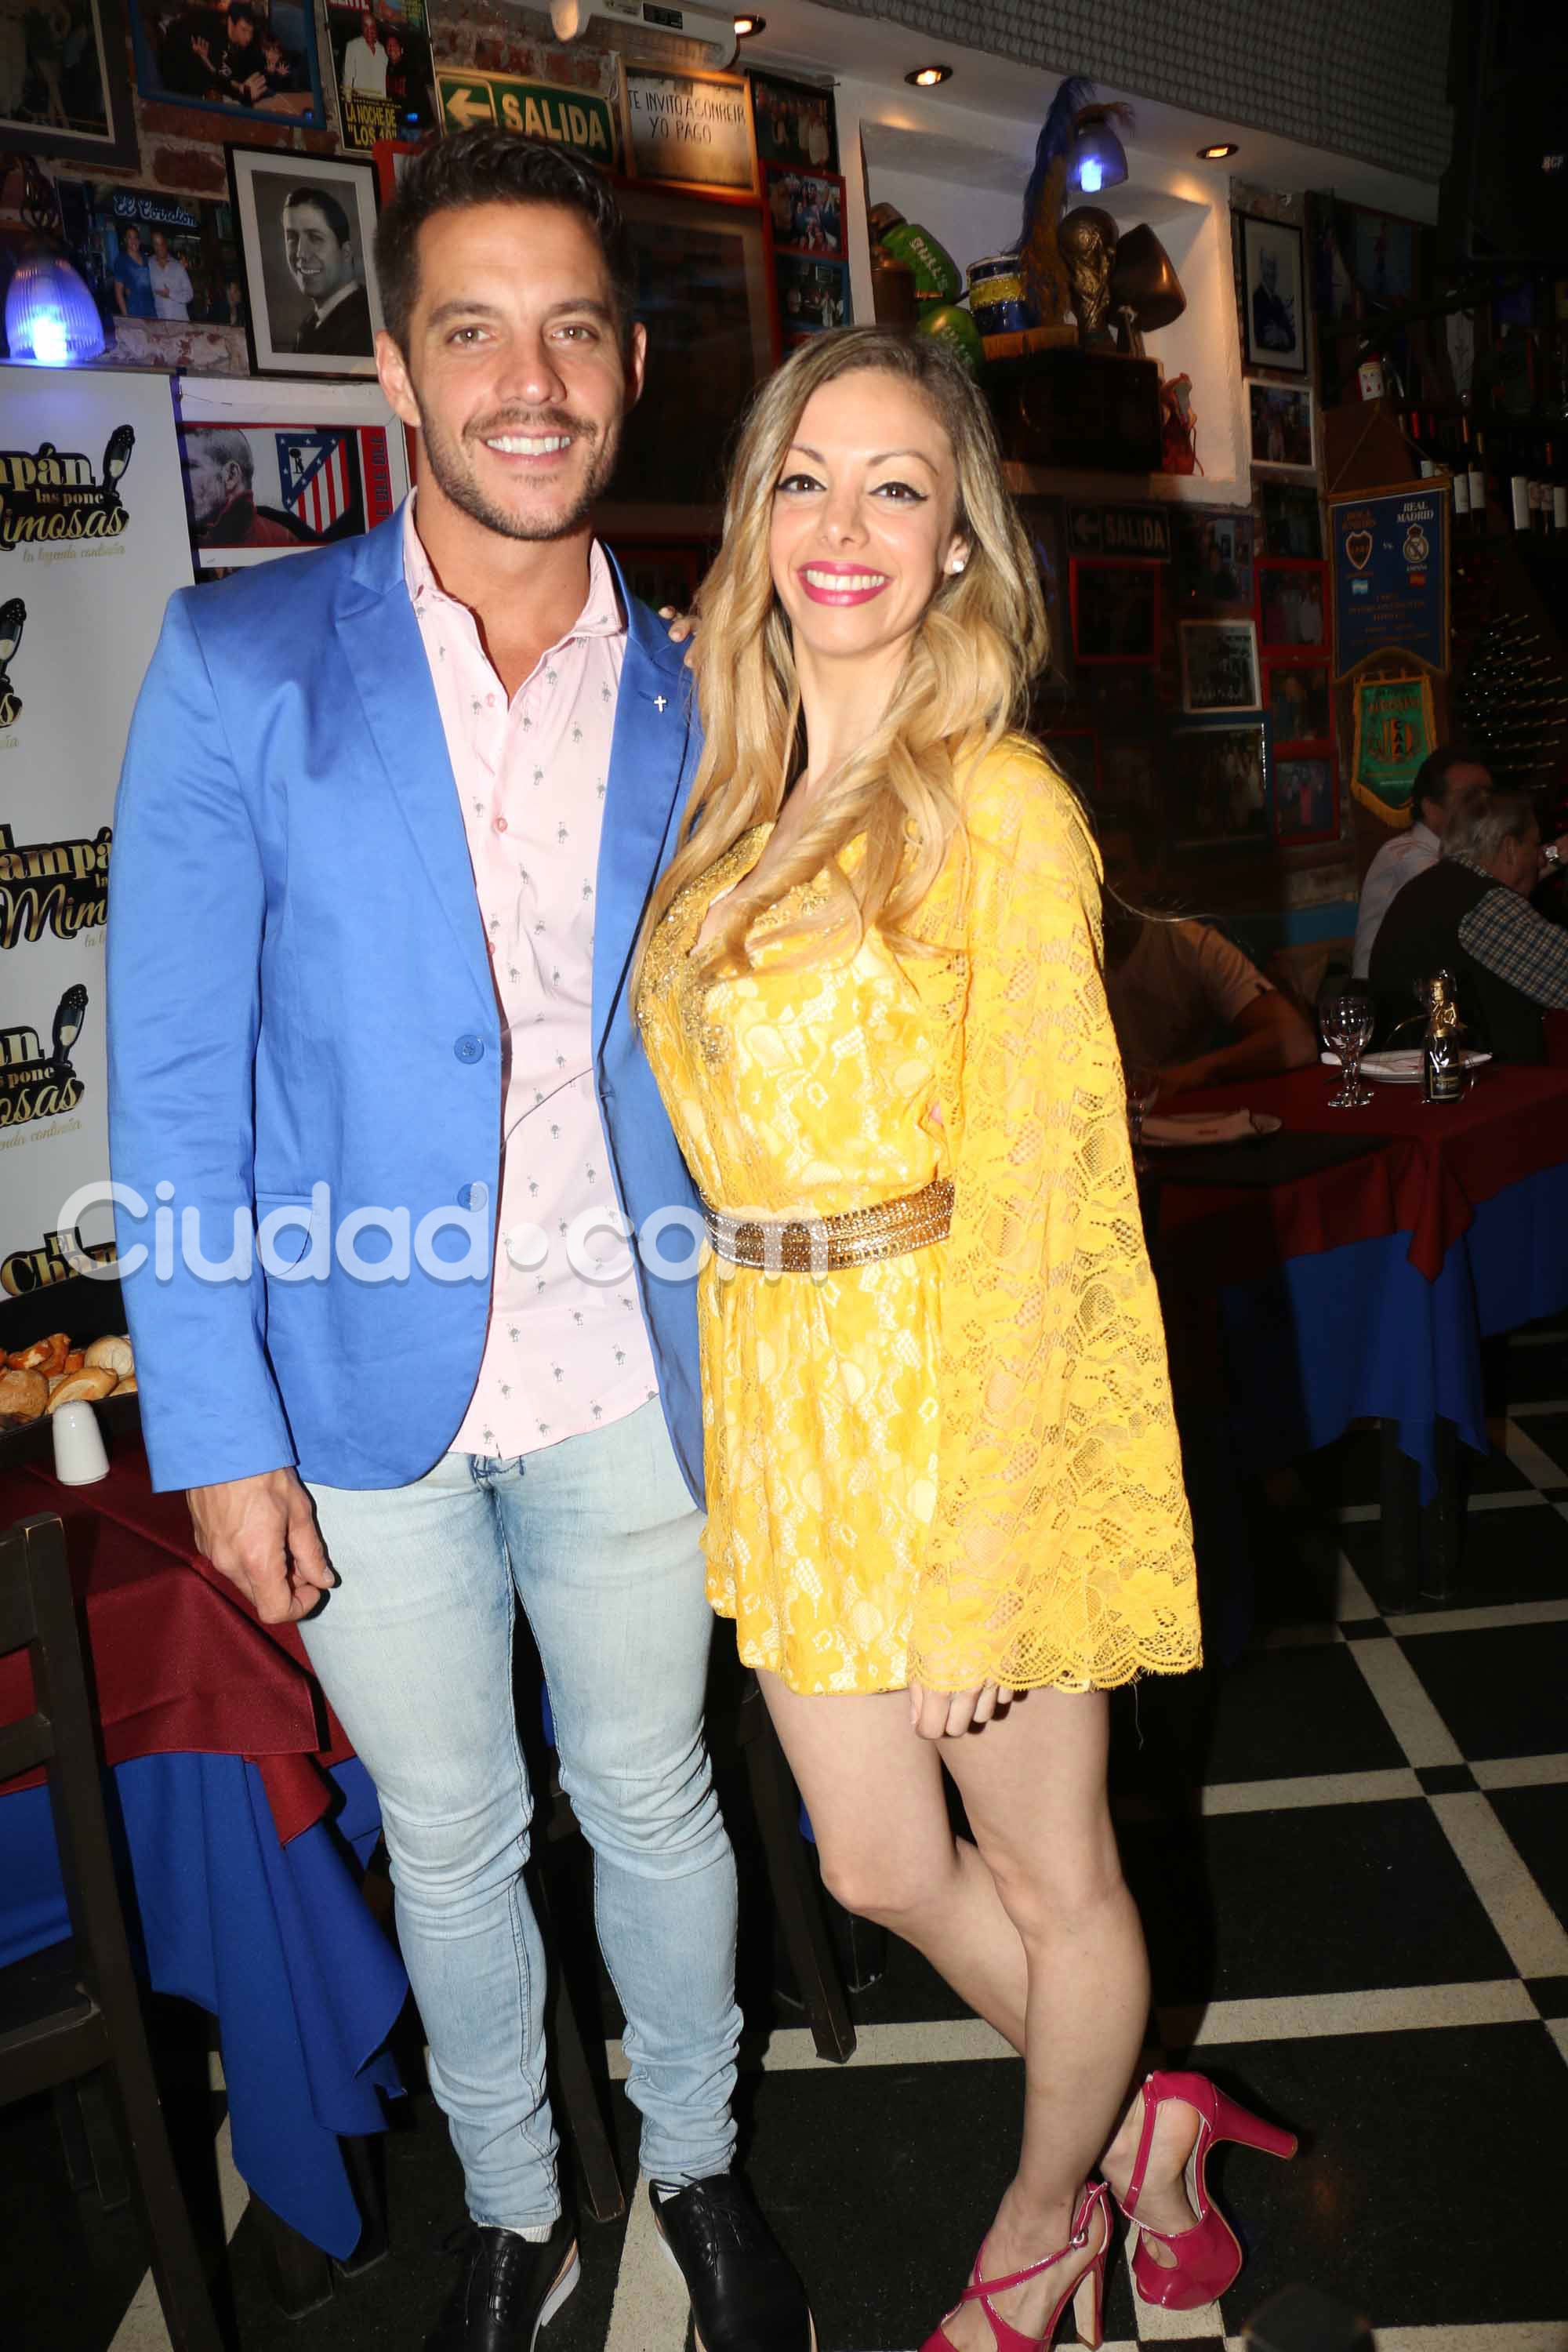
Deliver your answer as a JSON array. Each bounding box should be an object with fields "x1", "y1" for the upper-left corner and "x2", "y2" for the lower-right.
[
  {"x1": 909, "y1": 1679, "x2": 1014, "y2": 1740},
  {"x1": 658, "y1": 605, "x2": 697, "y2": 657}
]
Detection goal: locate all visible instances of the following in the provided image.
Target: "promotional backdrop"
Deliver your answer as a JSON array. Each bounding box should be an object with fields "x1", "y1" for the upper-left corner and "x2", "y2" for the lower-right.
[{"x1": 0, "y1": 368, "x2": 192, "y2": 1324}]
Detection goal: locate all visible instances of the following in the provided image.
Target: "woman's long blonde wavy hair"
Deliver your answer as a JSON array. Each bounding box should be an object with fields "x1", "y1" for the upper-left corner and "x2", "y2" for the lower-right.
[{"x1": 633, "y1": 327, "x2": 1050, "y2": 981}]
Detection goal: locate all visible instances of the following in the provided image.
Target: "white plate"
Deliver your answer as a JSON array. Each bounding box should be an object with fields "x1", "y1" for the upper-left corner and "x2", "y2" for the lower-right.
[
  {"x1": 1143, "y1": 1111, "x2": 1283, "y2": 1147},
  {"x1": 1319, "y1": 1048, "x2": 1492, "y2": 1083}
]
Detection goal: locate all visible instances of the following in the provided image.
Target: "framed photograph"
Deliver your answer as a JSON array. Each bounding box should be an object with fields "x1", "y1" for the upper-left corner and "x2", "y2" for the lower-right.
[
  {"x1": 228, "y1": 147, "x2": 383, "y2": 378},
  {"x1": 53, "y1": 176, "x2": 245, "y2": 354},
  {"x1": 1247, "y1": 379, "x2": 1317, "y2": 475},
  {"x1": 1179, "y1": 619, "x2": 1261, "y2": 716},
  {"x1": 622, "y1": 66, "x2": 757, "y2": 196},
  {"x1": 175, "y1": 372, "x2": 410, "y2": 569},
  {"x1": 764, "y1": 164, "x2": 845, "y2": 260},
  {"x1": 1265, "y1": 660, "x2": 1332, "y2": 747},
  {"x1": 1172, "y1": 506, "x2": 1254, "y2": 608},
  {"x1": 1069, "y1": 558, "x2": 1162, "y2": 667},
  {"x1": 1272, "y1": 753, "x2": 1340, "y2": 846},
  {"x1": 775, "y1": 252, "x2": 849, "y2": 334},
  {"x1": 1040, "y1": 729, "x2": 1101, "y2": 803},
  {"x1": 1239, "y1": 212, "x2": 1308, "y2": 376},
  {"x1": 1344, "y1": 204, "x2": 1419, "y2": 308},
  {"x1": 609, "y1": 541, "x2": 705, "y2": 616},
  {"x1": 127, "y1": 0, "x2": 327, "y2": 128},
  {"x1": 1171, "y1": 723, "x2": 1270, "y2": 849},
  {"x1": 601, "y1": 186, "x2": 775, "y2": 527},
  {"x1": 1098, "y1": 735, "x2": 1160, "y2": 821},
  {"x1": 325, "y1": 0, "x2": 434, "y2": 153},
  {"x1": 1258, "y1": 558, "x2": 1327, "y2": 657},
  {"x1": 372, "y1": 135, "x2": 426, "y2": 204},
  {"x1": 1261, "y1": 481, "x2": 1323, "y2": 560},
  {"x1": 748, "y1": 70, "x2": 837, "y2": 172},
  {"x1": 0, "y1": 0, "x2": 138, "y2": 165}
]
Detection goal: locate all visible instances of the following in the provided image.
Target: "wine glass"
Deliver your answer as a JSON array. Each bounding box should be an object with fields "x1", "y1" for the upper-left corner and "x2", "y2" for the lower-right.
[
  {"x1": 1319, "y1": 981, "x2": 1375, "y2": 1109},
  {"x1": 1123, "y1": 1060, "x2": 1160, "y2": 1171}
]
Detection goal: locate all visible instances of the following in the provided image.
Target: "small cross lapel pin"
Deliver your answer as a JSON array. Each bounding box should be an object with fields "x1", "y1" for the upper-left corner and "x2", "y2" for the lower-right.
[{"x1": 654, "y1": 693, "x2": 667, "y2": 713}]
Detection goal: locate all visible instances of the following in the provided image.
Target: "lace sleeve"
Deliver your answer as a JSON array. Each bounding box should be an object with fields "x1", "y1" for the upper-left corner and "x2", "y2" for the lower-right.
[{"x1": 909, "y1": 750, "x2": 1200, "y2": 1695}]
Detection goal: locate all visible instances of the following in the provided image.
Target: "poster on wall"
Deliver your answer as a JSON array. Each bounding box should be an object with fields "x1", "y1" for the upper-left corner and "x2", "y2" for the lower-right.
[
  {"x1": 174, "y1": 374, "x2": 411, "y2": 567},
  {"x1": 228, "y1": 145, "x2": 384, "y2": 378},
  {"x1": 325, "y1": 0, "x2": 434, "y2": 149},
  {"x1": 622, "y1": 66, "x2": 757, "y2": 194},
  {"x1": 0, "y1": 369, "x2": 193, "y2": 1324},
  {"x1": 747, "y1": 70, "x2": 837, "y2": 172},
  {"x1": 1329, "y1": 483, "x2": 1449, "y2": 678}
]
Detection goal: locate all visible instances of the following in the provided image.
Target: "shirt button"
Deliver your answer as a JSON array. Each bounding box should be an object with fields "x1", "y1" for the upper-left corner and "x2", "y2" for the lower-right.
[
  {"x1": 456, "y1": 1181, "x2": 488, "y2": 1210},
  {"x1": 455, "y1": 1035, "x2": 484, "y2": 1063},
  {"x1": 486, "y1": 693, "x2": 497, "y2": 709},
  {"x1": 493, "y1": 815, "x2": 508, "y2": 833}
]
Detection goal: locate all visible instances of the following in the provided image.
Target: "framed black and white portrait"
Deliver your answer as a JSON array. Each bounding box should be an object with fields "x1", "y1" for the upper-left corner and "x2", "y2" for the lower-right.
[
  {"x1": 1239, "y1": 213, "x2": 1308, "y2": 376},
  {"x1": 228, "y1": 145, "x2": 383, "y2": 378}
]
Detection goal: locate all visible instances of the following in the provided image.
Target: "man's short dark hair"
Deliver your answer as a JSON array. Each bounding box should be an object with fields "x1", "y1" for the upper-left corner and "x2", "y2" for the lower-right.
[
  {"x1": 374, "y1": 129, "x2": 636, "y2": 356},
  {"x1": 284, "y1": 186, "x2": 352, "y2": 249},
  {"x1": 1414, "y1": 742, "x2": 1490, "y2": 820}
]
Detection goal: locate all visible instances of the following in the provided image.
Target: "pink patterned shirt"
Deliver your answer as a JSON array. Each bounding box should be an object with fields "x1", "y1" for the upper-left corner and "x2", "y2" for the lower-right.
[{"x1": 403, "y1": 498, "x2": 659, "y2": 1459}]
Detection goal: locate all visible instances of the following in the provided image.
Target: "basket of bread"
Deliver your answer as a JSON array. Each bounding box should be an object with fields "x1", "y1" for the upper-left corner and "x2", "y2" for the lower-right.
[{"x1": 0, "y1": 1332, "x2": 137, "y2": 1451}]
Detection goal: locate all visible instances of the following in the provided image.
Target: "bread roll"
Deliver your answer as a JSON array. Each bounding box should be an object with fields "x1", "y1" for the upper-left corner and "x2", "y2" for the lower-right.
[
  {"x1": 0, "y1": 1367, "x2": 49, "y2": 1421},
  {"x1": 9, "y1": 1332, "x2": 68, "y2": 1377},
  {"x1": 114, "y1": 1373, "x2": 138, "y2": 1396},
  {"x1": 64, "y1": 1350, "x2": 85, "y2": 1374},
  {"x1": 84, "y1": 1335, "x2": 134, "y2": 1378},
  {"x1": 46, "y1": 1367, "x2": 117, "y2": 1412}
]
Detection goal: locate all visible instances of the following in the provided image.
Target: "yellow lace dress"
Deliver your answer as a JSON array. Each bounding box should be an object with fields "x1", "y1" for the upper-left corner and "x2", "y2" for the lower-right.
[{"x1": 635, "y1": 739, "x2": 1200, "y2": 1697}]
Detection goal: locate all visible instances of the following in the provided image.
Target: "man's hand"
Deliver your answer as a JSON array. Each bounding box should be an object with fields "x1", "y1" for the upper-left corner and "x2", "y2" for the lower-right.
[
  {"x1": 187, "y1": 1468, "x2": 336, "y2": 1624},
  {"x1": 909, "y1": 1679, "x2": 1014, "y2": 1740}
]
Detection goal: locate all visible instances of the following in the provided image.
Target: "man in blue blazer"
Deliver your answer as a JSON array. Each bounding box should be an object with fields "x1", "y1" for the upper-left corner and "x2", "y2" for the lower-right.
[{"x1": 109, "y1": 133, "x2": 811, "y2": 2352}]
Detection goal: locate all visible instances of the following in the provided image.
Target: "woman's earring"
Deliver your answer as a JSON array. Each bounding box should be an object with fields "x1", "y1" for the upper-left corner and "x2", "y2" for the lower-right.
[{"x1": 949, "y1": 557, "x2": 967, "y2": 575}]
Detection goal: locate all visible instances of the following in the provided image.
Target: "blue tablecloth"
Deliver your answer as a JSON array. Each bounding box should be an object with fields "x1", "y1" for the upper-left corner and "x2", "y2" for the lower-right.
[
  {"x1": 0, "y1": 1751, "x2": 406, "y2": 2259},
  {"x1": 1215, "y1": 1162, "x2": 1568, "y2": 1496}
]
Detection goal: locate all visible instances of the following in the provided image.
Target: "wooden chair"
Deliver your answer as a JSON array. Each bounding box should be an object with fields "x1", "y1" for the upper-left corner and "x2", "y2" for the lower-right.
[{"x1": 0, "y1": 1512, "x2": 224, "y2": 2352}]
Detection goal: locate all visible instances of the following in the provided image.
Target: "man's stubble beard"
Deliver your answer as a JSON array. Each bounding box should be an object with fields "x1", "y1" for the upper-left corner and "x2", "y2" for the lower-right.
[{"x1": 416, "y1": 389, "x2": 625, "y2": 544}]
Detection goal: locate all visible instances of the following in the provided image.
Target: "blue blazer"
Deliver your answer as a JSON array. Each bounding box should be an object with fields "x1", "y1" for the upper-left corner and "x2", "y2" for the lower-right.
[{"x1": 107, "y1": 508, "x2": 706, "y2": 1499}]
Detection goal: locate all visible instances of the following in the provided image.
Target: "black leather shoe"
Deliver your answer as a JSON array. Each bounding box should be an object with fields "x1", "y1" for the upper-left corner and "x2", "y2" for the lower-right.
[
  {"x1": 652, "y1": 2176, "x2": 815, "y2": 2352},
  {"x1": 423, "y1": 2216, "x2": 579, "y2": 2352}
]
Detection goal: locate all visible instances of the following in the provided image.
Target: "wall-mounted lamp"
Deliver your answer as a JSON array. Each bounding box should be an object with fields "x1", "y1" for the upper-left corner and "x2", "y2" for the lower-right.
[
  {"x1": 550, "y1": 0, "x2": 738, "y2": 67},
  {"x1": 904, "y1": 64, "x2": 953, "y2": 88},
  {"x1": 2, "y1": 157, "x2": 105, "y2": 366},
  {"x1": 732, "y1": 13, "x2": 765, "y2": 33},
  {"x1": 1197, "y1": 141, "x2": 1238, "y2": 160},
  {"x1": 1068, "y1": 105, "x2": 1130, "y2": 195}
]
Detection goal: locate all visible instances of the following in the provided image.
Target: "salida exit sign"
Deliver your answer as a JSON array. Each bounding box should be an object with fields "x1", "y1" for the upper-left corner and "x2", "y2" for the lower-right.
[{"x1": 434, "y1": 70, "x2": 618, "y2": 166}]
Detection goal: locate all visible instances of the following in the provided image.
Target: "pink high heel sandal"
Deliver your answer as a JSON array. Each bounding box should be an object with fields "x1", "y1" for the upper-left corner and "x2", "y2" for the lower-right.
[
  {"x1": 920, "y1": 2180, "x2": 1110, "y2": 2352},
  {"x1": 1116, "y1": 2070, "x2": 1298, "y2": 2310}
]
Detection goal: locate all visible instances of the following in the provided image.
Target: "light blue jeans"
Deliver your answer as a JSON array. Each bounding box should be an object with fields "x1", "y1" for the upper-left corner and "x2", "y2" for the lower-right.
[{"x1": 300, "y1": 1399, "x2": 739, "y2": 2230}]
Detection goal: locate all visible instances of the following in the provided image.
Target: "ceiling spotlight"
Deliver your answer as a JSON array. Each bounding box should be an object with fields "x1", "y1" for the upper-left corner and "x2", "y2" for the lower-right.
[
  {"x1": 1198, "y1": 141, "x2": 1238, "y2": 159},
  {"x1": 905, "y1": 64, "x2": 952, "y2": 87},
  {"x1": 732, "y1": 12, "x2": 764, "y2": 31}
]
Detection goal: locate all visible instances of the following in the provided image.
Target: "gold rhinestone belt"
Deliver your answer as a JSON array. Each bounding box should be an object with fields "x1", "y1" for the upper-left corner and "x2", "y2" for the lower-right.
[{"x1": 702, "y1": 1175, "x2": 954, "y2": 1272}]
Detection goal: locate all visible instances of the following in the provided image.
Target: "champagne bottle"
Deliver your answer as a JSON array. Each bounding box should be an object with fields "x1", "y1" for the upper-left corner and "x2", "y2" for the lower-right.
[
  {"x1": 1511, "y1": 437, "x2": 1532, "y2": 532},
  {"x1": 1421, "y1": 972, "x2": 1466, "y2": 1105}
]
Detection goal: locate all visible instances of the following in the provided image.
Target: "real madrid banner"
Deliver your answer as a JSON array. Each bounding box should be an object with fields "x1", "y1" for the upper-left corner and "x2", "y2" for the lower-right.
[{"x1": 0, "y1": 367, "x2": 191, "y2": 1327}]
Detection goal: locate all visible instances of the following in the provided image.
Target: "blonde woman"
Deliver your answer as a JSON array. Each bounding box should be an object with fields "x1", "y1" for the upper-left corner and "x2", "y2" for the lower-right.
[{"x1": 634, "y1": 328, "x2": 1293, "y2": 2351}]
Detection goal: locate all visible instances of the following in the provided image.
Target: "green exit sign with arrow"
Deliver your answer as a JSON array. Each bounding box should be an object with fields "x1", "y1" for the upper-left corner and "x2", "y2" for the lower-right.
[{"x1": 434, "y1": 70, "x2": 619, "y2": 167}]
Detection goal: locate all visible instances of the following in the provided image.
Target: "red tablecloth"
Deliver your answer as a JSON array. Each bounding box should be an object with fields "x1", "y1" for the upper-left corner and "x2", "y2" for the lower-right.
[
  {"x1": 1153, "y1": 1062, "x2": 1568, "y2": 1284},
  {"x1": 0, "y1": 1446, "x2": 351, "y2": 1842}
]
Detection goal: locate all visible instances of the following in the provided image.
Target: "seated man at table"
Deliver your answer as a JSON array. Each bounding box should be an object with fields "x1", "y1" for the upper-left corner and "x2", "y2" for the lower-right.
[
  {"x1": 1099, "y1": 811, "x2": 1319, "y2": 1096},
  {"x1": 1352, "y1": 744, "x2": 1492, "y2": 978},
  {"x1": 1370, "y1": 786, "x2": 1568, "y2": 1061}
]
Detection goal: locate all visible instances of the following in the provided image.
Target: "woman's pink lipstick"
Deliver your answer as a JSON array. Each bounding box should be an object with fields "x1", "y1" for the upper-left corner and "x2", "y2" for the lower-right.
[{"x1": 797, "y1": 563, "x2": 890, "y2": 606}]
